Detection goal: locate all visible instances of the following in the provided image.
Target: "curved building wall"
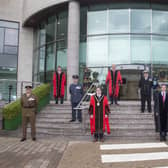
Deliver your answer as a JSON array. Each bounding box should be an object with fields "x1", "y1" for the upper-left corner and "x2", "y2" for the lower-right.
[
  {"x1": 23, "y1": 0, "x2": 69, "y2": 26},
  {"x1": 0, "y1": 0, "x2": 34, "y2": 99}
]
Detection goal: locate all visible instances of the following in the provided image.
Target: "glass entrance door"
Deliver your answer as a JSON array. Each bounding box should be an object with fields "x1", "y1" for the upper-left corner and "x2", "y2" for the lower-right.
[{"x1": 81, "y1": 64, "x2": 145, "y2": 100}]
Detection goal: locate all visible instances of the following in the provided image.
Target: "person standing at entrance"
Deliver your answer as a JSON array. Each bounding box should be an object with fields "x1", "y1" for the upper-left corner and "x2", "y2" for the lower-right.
[
  {"x1": 69, "y1": 75, "x2": 83, "y2": 122},
  {"x1": 139, "y1": 70, "x2": 153, "y2": 113},
  {"x1": 20, "y1": 85, "x2": 38, "y2": 142},
  {"x1": 106, "y1": 64, "x2": 122, "y2": 105},
  {"x1": 89, "y1": 86, "x2": 110, "y2": 142},
  {"x1": 53, "y1": 66, "x2": 66, "y2": 104},
  {"x1": 158, "y1": 84, "x2": 168, "y2": 141}
]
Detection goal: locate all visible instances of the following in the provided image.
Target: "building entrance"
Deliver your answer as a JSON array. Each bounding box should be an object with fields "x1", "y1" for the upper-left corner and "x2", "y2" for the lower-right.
[{"x1": 82, "y1": 64, "x2": 145, "y2": 100}]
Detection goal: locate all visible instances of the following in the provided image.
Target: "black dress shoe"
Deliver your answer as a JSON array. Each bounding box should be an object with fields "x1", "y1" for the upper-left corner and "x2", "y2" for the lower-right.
[
  {"x1": 20, "y1": 138, "x2": 26, "y2": 142},
  {"x1": 141, "y1": 111, "x2": 144, "y2": 113},
  {"x1": 100, "y1": 138, "x2": 105, "y2": 142},
  {"x1": 160, "y1": 136, "x2": 164, "y2": 141},
  {"x1": 163, "y1": 136, "x2": 167, "y2": 141},
  {"x1": 69, "y1": 119, "x2": 76, "y2": 122},
  {"x1": 93, "y1": 138, "x2": 98, "y2": 142},
  {"x1": 32, "y1": 137, "x2": 36, "y2": 141}
]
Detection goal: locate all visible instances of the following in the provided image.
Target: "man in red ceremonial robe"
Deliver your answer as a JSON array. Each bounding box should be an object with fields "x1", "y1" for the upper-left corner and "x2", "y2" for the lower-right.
[
  {"x1": 89, "y1": 86, "x2": 110, "y2": 142},
  {"x1": 106, "y1": 64, "x2": 122, "y2": 105},
  {"x1": 53, "y1": 66, "x2": 66, "y2": 104}
]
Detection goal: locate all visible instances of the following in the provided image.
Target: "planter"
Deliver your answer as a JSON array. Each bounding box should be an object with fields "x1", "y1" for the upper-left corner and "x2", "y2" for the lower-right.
[
  {"x1": 4, "y1": 116, "x2": 19, "y2": 130},
  {"x1": 4, "y1": 94, "x2": 50, "y2": 130},
  {"x1": 37, "y1": 95, "x2": 50, "y2": 112}
]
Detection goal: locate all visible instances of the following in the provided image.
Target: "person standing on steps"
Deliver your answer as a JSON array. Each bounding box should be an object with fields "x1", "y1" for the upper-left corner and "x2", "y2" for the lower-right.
[
  {"x1": 158, "y1": 84, "x2": 168, "y2": 141},
  {"x1": 53, "y1": 66, "x2": 66, "y2": 104},
  {"x1": 20, "y1": 85, "x2": 38, "y2": 142},
  {"x1": 139, "y1": 70, "x2": 153, "y2": 113},
  {"x1": 69, "y1": 75, "x2": 83, "y2": 122},
  {"x1": 106, "y1": 64, "x2": 122, "y2": 105},
  {"x1": 89, "y1": 86, "x2": 110, "y2": 142}
]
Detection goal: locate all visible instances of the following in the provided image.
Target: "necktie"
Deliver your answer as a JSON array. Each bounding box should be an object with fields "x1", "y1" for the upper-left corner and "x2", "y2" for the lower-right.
[{"x1": 163, "y1": 92, "x2": 165, "y2": 103}]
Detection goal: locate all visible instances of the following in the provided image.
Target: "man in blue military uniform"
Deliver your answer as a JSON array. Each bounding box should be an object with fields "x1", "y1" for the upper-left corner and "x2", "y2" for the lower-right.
[{"x1": 69, "y1": 75, "x2": 83, "y2": 122}]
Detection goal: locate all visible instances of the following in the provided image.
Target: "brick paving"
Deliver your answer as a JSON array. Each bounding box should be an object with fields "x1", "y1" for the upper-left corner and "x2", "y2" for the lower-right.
[{"x1": 0, "y1": 137, "x2": 67, "y2": 168}]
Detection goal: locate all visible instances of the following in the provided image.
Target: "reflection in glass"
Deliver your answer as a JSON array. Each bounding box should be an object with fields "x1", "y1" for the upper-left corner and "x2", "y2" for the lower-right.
[
  {"x1": 46, "y1": 44, "x2": 55, "y2": 71},
  {"x1": 109, "y1": 35, "x2": 130, "y2": 64},
  {"x1": 46, "y1": 16, "x2": 55, "y2": 43},
  {"x1": 0, "y1": 28, "x2": 4, "y2": 53},
  {"x1": 4, "y1": 46, "x2": 17, "y2": 55},
  {"x1": 131, "y1": 10, "x2": 151, "y2": 33},
  {"x1": 39, "y1": 47, "x2": 45, "y2": 72},
  {"x1": 109, "y1": 10, "x2": 129, "y2": 33},
  {"x1": 87, "y1": 36, "x2": 108, "y2": 66},
  {"x1": 79, "y1": 42, "x2": 86, "y2": 65},
  {"x1": 39, "y1": 22, "x2": 46, "y2": 46},
  {"x1": 57, "y1": 49, "x2": 67, "y2": 68},
  {"x1": 5, "y1": 28, "x2": 18, "y2": 46},
  {"x1": 131, "y1": 35, "x2": 151, "y2": 64},
  {"x1": 152, "y1": 36, "x2": 168, "y2": 64},
  {"x1": 57, "y1": 12, "x2": 68, "y2": 39},
  {"x1": 153, "y1": 11, "x2": 168, "y2": 34},
  {"x1": 87, "y1": 10, "x2": 107, "y2": 35}
]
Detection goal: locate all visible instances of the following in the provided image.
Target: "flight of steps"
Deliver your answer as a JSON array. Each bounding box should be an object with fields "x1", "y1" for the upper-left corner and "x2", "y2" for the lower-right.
[{"x1": 32, "y1": 101, "x2": 159, "y2": 141}]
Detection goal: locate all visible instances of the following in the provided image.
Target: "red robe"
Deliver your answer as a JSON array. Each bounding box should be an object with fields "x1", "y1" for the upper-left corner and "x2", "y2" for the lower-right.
[
  {"x1": 106, "y1": 70, "x2": 122, "y2": 97},
  {"x1": 89, "y1": 95, "x2": 110, "y2": 135},
  {"x1": 53, "y1": 72, "x2": 66, "y2": 98}
]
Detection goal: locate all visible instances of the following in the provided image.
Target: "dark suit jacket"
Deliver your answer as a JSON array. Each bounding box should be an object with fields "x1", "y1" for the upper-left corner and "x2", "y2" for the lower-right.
[{"x1": 158, "y1": 92, "x2": 168, "y2": 132}]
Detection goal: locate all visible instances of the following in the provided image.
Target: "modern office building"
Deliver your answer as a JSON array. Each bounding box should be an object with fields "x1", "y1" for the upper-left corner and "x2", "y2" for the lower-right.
[{"x1": 1, "y1": 0, "x2": 168, "y2": 100}]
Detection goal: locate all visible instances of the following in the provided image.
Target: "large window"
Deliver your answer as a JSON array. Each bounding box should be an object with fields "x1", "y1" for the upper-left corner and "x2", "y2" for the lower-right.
[
  {"x1": 131, "y1": 10, "x2": 151, "y2": 33},
  {"x1": 34, "y1": 11, "x2": 68, "y2": 83},
  {"x1": 85, "y1": 8, "x2": 168, "y2": 67},
  {"x1": 152, "y1": 11, "x2": 168, "y2": 34},
  {"x1": 109, "y1": 10, "x2": 129, "y2": 33},
  {"x1": 109, "y1": 35, "x2": 130, "y2": 64},
  {"x1": 87, "y1": 10, "x2": 107, "y2": 35},
  {"x1": 152, "y1": 36, "x2": 168, "y2": 64},
  {"x1": 131, "y1": 35, "x2": 151, "y2": 64},
  {"x1": 0, "y1": 20, "x2": 19, "y2": 101},
  {"x1": 0, "y1": 21, "x2": 19, "y2": 68}
]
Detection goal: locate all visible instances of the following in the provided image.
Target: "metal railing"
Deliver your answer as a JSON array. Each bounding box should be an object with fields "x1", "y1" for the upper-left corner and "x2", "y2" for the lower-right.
[{"x1": 74, "y1": 82, "x2": 99, "y2": 132}]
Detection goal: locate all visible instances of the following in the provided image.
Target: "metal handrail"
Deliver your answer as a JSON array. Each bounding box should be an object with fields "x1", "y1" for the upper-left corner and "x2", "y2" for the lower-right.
[{"x1": 74, "y1": 82, "x2": 99, "y2": 110}]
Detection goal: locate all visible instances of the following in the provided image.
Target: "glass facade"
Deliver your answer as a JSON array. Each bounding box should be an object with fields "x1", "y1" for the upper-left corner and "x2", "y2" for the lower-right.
[
  {"x1": 85, "y1": 8, "x2": 168, "y2": 67},
  {"x1": 0, "y1": 20, "x2": 19, "y2": 101},
  {"x1": 33, "y1": 11, "x2": 68, "y2": 83},
  {"x1": 34, "y1": 3, "x2": 168, "y2": 99}
]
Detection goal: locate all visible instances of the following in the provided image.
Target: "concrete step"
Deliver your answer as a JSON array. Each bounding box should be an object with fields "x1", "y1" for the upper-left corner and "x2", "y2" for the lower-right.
[
  {"x1": 29, "y1": 127, "x2": 158, "y2": 138},
  {"x1": 36, "y1": 118, "x2": 155, "y2": 124},
  {"x1": 33, "y1": 101, "x2": 157, "y2": 140}
]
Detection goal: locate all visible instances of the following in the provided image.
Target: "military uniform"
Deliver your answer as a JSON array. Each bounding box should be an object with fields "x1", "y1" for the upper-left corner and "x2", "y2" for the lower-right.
[
  {"x1": 139, "y1": 76, "x2": 153, "y2": 112},
  {"x1": 69, "y1": 82, "x2": 83, "y2": 122},
  {"x1": 21, "y1": 93, "x2": 38, "y2": 139}
]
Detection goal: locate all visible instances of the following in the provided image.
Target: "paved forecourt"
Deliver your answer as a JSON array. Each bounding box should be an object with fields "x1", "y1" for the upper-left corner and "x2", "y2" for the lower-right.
[
  {"x1": 0, "y1": 137, "x2": 67, "y2": 168},
  {"x1": 58, "y1": 141, "x2": 168, "y2": 168}
]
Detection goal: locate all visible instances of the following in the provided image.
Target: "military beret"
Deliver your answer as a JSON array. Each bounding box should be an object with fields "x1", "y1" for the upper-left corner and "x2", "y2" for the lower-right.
[{"x1": 72, "y1": 75, "x2": 79, "y2": 79}]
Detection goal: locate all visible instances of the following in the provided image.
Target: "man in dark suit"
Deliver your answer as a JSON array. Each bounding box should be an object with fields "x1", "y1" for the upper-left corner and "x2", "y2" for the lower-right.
[{"x1": 158, "y1": 84, "x2": 168, "y2": 141}]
